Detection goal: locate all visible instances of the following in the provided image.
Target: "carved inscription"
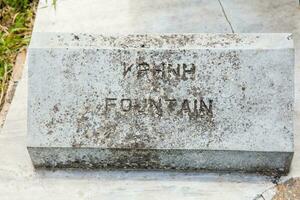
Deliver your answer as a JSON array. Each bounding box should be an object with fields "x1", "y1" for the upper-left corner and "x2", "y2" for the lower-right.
[
  {"x1": 105, "y1": 97, "x2": 213, "y2": 118},
  {"x1": 123, "y1": 62, "x2": 196, "y2": 80},
  {"x1": 103, "y1": 60, "x2": 212, "y2": 120}
]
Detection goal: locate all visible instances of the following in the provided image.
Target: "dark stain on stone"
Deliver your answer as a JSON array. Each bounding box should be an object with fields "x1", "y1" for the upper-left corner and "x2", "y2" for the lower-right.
[
  {"x1": 74, "y1": 35, "x2": 80, "y2": 40},
  {"x1": 53, "y1": 104, "x2": 60, "y2": 113}
]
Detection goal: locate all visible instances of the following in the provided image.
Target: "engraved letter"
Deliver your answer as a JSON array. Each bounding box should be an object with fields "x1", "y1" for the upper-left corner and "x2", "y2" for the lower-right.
[
  {"x1": 199, "y1": 97, "x2": 213, "y2": 116},
  {"x1": 134, "y1": 98, "x2": 147, "y2": 113},
  {"x1": 153, "y1": 62, "x2": 165, "y2": 79},
  {"x1": 148, "y1": 98, "x2": 163, "y2": 116},
  {"x1": 167, "y1": 63, "x2": 180, "y2": 78},
  {"x1": 193, "y1": 99, "x2": 198, "y2": 117},
  {"x1": 105, "y1": 98, "x2": 117, "y2": 111},
  {"x1": 165, "y1": 98, "x2": 177, "y2": 112},
  {"x1": 137, "y1": 62, "x2": 150, "y2": 78},
  {"x1": 123, "y1": 63, "x2": 133, "y2": 78},
  {"x1": 182, "y1": 63, "x2": 196, "y2": 80},
  {"x1": 121, "y1": 99, "x2": 132, "y2": 112},
  {"x1": 180, "y1": 99, "x2": 191, "y2": 114}
]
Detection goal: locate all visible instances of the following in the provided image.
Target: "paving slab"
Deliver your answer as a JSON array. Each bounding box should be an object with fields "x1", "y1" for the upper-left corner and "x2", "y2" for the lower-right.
[
  {"x1": 34, "y1": 0, "x2": 232, "y2": 33},
  {"x1": 0, "y1": 0, "x2": 300, "y2": 199}
]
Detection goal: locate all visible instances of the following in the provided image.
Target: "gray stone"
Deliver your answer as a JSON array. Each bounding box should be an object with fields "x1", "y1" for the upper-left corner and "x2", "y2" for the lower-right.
[{"x1": 27, "y1": 32, "x2": 294, "y2": 174}]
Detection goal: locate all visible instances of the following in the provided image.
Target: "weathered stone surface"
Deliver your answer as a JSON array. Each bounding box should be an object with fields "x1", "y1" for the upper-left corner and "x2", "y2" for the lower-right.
[{"x1": 27, "y1": 33, "x2": 294, "y2": 173}]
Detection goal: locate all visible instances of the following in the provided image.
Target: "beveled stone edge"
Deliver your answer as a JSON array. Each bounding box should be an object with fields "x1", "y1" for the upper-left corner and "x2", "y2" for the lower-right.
[
  {"x1": 27, "y1": 147, "x2": 294, "y2": 175},
  {"x1": 29, "y1": 32, "x2": 294, "y2": 50}
]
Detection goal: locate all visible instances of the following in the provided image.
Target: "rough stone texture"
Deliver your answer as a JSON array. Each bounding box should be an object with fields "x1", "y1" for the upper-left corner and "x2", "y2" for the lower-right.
[
  {"x1": 27, "y1": 33, "x2": 294, "y2": 173},
  {"x1": 0, "y1": 0, "x2": 299, "y2": 199}
]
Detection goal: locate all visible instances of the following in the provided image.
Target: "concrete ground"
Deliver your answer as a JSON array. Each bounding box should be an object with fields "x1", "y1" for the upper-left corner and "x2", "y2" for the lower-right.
[{"x1": 0, "y1": 0, "x2": 300, "y2": 199}]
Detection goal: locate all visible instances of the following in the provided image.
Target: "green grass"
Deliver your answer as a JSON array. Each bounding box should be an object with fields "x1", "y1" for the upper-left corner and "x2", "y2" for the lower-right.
[{"x1": 0, "y1": 0, "x2": 37, "y2": 107}]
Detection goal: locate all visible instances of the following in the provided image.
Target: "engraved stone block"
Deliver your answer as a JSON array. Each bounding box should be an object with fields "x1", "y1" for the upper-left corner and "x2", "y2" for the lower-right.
[{"x1": 27, "y1": 33, "x2": 294, "y2": 174}]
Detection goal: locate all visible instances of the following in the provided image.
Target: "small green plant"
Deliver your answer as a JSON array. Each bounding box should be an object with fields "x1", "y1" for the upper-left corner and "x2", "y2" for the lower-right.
[
  {"x1": 0, "y1": 0, "x2": 37, "y2": 107},
  {"x1": 1, "y1": 0, "x2": 31, "y2": 10}
]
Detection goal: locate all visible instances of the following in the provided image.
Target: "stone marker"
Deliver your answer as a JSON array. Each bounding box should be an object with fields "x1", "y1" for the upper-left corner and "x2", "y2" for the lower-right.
[{"x1": 27, "y1": 33, "x2": 294, "y2": 174}]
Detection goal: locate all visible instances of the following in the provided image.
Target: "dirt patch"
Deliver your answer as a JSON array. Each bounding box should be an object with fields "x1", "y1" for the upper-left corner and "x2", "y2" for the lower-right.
[
  {"x1": 272, "y1": 178, "x2": 300, "y2": 200},
  {"x1": 0, "y1": 50, "x2": 25, "y2": 127}
]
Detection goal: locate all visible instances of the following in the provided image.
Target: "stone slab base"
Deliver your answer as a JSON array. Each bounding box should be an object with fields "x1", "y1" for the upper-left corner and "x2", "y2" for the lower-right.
[{"x1": 28, "y1": 147, "x2": 293, "y2": 174}]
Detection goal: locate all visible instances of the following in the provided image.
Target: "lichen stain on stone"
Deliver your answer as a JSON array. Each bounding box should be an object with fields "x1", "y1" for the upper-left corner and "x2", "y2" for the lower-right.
[
  {"x1": 40, "y1": 45, "x2": 243, "y2": 151},
  {"x1": 53, "y1": 33, "x2": 258, "y2": 49}
]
